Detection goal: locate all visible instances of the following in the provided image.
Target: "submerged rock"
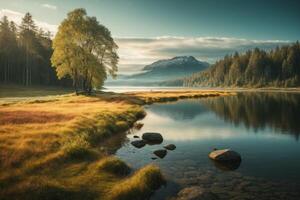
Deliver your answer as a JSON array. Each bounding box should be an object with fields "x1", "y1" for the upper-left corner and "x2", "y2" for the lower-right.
[
  {"x1": 164, "y1": 144, "x2": 176, "y2": 150},
  {"x1": 131, "y1": 140, "x2": 146, "y2": 148},
  {"x1": 211, "y1": 159, "x2": 241, "y2": 171},
  {"x1": 176, "y1": 186, "x2": 220, "y2": 200},
  {"x1": 209, "y1": 149, "x2": 241, "y2": 162},
  {"x1": 153, "y1": 149, "x2": 167, "y2": 158},
  {"x1": 142, "y1": 132, "x2": 163, "y2": 144},
  {"x1": 151, "y1": 157, "x2": 157, "y2": 160}
]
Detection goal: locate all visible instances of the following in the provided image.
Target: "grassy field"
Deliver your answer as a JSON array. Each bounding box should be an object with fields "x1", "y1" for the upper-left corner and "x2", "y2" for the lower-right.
[{"x1": 0, "y1": 85, "x2": 233, "y2": 200}]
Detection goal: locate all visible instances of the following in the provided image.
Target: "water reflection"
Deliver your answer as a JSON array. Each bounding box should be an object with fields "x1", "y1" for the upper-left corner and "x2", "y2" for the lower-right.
[
  {"x1": 114, "y1": 92, "x2": 300, "y2": 200},
  {"x1": 148, "y1": 92, "x2": 300, "y2": 140},
  {"x1": 200, "y1": 92, "x2": 300, "y2": 140},
  {"x1": 150, "y1": 101, "x2": 209, "y2": 120},
  {"x1": 211, "y1": 159, "x2": 242, "y2": 171}
]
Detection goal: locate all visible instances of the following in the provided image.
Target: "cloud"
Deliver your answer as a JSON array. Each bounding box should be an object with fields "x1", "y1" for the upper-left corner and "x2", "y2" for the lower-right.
[
  {"x1": 115, "y1": 36, "x2": 290, "y2": 74},
  {"x1": 42, "y1": 4, "x2": 57, "y2": 10},
  {"x1": 0, "y1": 9, "x2": 291, "y2": 75},
  {"x1": 0, "y1": 9, "x2": 57, "y2": 35}
]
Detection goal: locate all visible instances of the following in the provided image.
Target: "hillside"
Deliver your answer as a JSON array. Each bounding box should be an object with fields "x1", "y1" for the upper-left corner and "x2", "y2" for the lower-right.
[
  {"x1": 105, "y1": 56, "x2": 209, "y2": 86},
  {"x1": 165, "y1": 42, "x2": 300, "y2": 88},
  {"x1": 130, "y1": 56, "x2": 209, "y2": 80}
]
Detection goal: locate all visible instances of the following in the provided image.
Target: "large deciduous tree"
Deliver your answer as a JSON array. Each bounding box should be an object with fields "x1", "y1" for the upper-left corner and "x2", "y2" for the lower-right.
[{"x1": 51, "y1": 8, "x2": 119, "y2": 94}]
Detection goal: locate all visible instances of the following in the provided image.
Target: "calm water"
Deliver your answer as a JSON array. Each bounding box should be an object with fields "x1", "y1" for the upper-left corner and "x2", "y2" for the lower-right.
[{"x1": 114, "y1": 92, "x2": 300, "y2": 200}]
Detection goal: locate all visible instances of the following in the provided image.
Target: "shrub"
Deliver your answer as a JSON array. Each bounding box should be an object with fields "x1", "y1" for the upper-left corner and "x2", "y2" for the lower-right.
[
  {"x1": 115, "y1": 121, "x2": 130, "y2": 132},
  {"x1": 109, "y1": 165, "x2": 165, "y2": 200},
  {"x1": 63, "y1": 135, "x2": 92, "y2": 160},
  {"x1": 97, "y1": 157, "x2": 130, "y2": 176}
]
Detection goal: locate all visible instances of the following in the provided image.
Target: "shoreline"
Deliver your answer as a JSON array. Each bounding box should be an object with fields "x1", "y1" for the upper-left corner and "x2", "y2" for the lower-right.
[{"x1": 0, "y1": 87, "x2": 233, "y2": 199}]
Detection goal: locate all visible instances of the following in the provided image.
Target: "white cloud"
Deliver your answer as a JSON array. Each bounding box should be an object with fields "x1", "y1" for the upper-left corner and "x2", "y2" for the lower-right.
[
  {"x1": 0, "y1": 9, "x2": 58, "y2": 35},
  {"x1": 115, "y1": 36, "x2": 290, "y2": 74},
  {"x1": 42, "y1": 4, "x2": 57, "y2": 10},
  {"x1": 0, "y1": 8, "x2": 291, "y2": 75}
]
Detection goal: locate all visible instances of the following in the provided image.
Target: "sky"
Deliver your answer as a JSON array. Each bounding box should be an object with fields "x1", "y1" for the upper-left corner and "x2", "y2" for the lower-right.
[{"x1": 0, "y1": 0, "x2": 299, "y2": 74}]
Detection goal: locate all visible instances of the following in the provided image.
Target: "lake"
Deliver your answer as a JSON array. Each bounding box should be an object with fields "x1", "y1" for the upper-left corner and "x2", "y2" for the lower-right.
[{"x1": 113, "y1": 92, "x2": 300, "y2": 199}]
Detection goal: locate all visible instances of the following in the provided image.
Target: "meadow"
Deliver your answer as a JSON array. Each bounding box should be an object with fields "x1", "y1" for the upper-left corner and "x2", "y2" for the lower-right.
[{"x1": 0, "y1": 85, "x2": 232, "y2": 199}]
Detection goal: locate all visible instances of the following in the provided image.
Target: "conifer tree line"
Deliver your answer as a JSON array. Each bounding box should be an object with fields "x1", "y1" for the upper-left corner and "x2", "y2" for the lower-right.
[
  {"x1": 0, "y1": 13, "x2": 71, "y2": 86},
  {"x1": 0, "y1": 8, "x2": 118, "y2": 92},
  {"x1": 183, "y1": 42, "x2": 300, "y2": 87}
]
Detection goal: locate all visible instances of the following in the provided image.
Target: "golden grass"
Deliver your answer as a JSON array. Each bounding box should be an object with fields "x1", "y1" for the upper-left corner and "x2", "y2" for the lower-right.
[
  {"x1": 0, "y1": 86, "x2": 234, "y2": 199},
  {"x1": 126, "y1": 90, "x2": 235, "y2": 104},
  {"x1": 109, "y1": 165, "x2": 165, "y2": 200},
  {"x1": 97, "y1": 156, "x2": 131, "y2": 176}
]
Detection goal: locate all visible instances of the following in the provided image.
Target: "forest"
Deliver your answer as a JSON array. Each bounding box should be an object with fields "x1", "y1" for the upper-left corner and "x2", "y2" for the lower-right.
[
  {"x1": 183, "y1": 42, "x2": 300, "y2": 87},
  {"x1": 0, "y1": 13, "x2": 70, "y2": 86},
  {"x1": 1, "y1": 12, "x2": 300, "y2": 89}
]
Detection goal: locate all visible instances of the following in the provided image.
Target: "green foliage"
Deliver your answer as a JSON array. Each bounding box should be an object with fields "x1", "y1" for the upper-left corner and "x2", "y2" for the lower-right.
[
  {"x1": 0, "y1": 14, "x2": 70, "y2": 86},
  {"x1": 182, "y1": 42, "x2": 300, "y2": 87},
  {"x1": 51, "y1": 8, "x2": 119, "y2": 94}
]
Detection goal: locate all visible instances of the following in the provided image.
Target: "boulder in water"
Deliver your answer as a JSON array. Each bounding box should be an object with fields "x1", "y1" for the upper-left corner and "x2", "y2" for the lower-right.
[
  {"x1": 142, "y1": 132, "x2": 163, "y2": 144},
  {"x1": 211, "y1": 159, "x2": 241, "y2": 171},
  {"x1": 164, "y1": 144, "x2": 176, "y2": 150},
  {"x1": 131, "y1": 140, "x2": 146, "y2": 148},
  {"x1": 209, "y1": 149, "x2": 241, "y2": 162},
  {"x1": 153, "y1": 149, "x2": 167, "y2": 158}
]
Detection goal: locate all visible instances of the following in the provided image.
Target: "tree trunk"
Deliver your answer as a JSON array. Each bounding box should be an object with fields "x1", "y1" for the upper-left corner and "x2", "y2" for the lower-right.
[{"x1": 74, "y1": 69, "x2": 78, "y2": 95}]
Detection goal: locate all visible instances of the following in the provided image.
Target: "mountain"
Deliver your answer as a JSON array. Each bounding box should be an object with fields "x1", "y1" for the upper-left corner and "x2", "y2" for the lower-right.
[
  {"x1": 105, "y1": 56, "x2": 209, "y2": 86},
  {"x1": 165, "y1": 42, "x2": 300, "y2": 88},
  {"x1": 129, "y1": 56, "x2": 209, "y2": 80}
]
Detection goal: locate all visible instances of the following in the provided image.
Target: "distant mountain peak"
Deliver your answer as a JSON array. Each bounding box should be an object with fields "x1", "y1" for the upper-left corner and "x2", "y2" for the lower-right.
[
  {"x1": 143, "y1": 56, "x2": 209, "y2": 71},
  {"x1": 106, "y1": 55, "x2": 210, "y2": 86}
]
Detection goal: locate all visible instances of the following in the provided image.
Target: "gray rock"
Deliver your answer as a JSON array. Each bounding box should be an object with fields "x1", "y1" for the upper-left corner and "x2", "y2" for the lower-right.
[
  {"x1": 209, "y1": 149, "x2": 241, "y2": 162},
  {"x1": 131, "y1": 140, "x2": 146, "y2": 148},
  {"x1": 142, "y1": 132, "x2": 163, "y2": 144},
  {"x1": 164, "y1": 144, "x2": 176, "y2": 150},
  {"x1": 176, "y1": 186, "x2": 220, "y2": 200},
  {"x1": 153, "y1": 149, "x2": 167, "y2": 158}
]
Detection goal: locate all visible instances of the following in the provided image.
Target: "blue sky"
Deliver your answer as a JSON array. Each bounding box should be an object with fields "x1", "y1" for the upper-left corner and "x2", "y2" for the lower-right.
[{"x1": 0, "y1": 0, "x2": 299, "y2": 74}]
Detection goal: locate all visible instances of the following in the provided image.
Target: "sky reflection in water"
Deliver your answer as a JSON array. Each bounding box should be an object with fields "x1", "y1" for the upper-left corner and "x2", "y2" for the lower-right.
[{"x1": 115, "y1": 92, "x2": 300, "y2": 199}]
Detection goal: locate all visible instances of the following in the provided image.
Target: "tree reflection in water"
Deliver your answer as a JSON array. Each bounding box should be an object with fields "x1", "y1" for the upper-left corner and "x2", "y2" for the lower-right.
[{"x1": 200, "y1": 92, "x2": 300, "y2": 140}]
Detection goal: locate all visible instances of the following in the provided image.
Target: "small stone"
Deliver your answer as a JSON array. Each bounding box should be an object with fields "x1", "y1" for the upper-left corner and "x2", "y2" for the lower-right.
[
  {"x1": 153, "y1": 149, "x2": 167, "y2": 158},
  {"x1": 164, "y1": 144, "x2": 176, "y2": 150},
  {"x1": 131, "y1": 140, "x2": 146, "y2": 148},
  {"x1": 176, "y1": 186, "x2": 220, "y2": 200},
  {"x1": 209, "y1": 149, "x2": 241, "y2": 162},
  {"x1": 133, "y1": 135, "x2": 139, "y2": 138}
]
